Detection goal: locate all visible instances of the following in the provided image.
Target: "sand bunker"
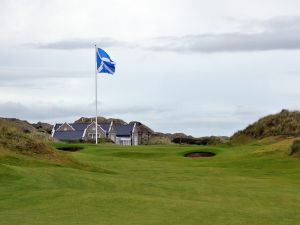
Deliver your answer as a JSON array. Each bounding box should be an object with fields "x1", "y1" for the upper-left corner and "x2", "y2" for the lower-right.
[{"x1": 184, "y1": 152, "x2": 215, "y2": 158}]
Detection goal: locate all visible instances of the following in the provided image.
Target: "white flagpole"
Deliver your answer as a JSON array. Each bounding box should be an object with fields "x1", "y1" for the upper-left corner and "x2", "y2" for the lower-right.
[{"x1": 95, "y1": 44, "x2": 98, "y2": 144}]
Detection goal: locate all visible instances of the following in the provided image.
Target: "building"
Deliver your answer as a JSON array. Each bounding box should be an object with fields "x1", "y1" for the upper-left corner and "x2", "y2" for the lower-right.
[
  {"x1": 114, "y1": 123, "x2": 138, "y2": 146},
  {"x1": 52, "y1": 121, "x2": 115, "y2": 141},
  {"x1": 51, "y1": 121, "x2": 138, "y2": 145}
]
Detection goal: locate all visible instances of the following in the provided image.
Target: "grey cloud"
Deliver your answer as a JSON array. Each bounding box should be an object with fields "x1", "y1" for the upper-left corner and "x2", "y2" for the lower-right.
[
  {"x1": 29, "y1": 38, "x2": 133, "y2": 50},
  {"x1": 0, "y1": 101, "x2": 166, "y2": 123},
  {"x1": 147, "y1": 16, "x2": 300, "y2": 53},
  {"x1": 152, "y1": 106, "x2": 272, "y2": 136},
  {"x1": 147, "y1": 31, "x2": 300, "y2": 53},
  {"x1": 154, "y1": 117, "x2": 244, "y2": 136},
  {"x1": 158, "y1": 118, "x2": 240, "y2": 129},
  {"x1": 0, "y1": 66, "x2": 91, "y2": 87},
  {"x1": 233, "y1": 106, "x2": 265, "y2": 119},
  {"x1": 101, "y1": 105, "x2": 167, "y2": 115},
  {"x1": 0, "y1": 102, "x2": 90, "y2": 121},
  {"x1": 0, "y1": 66, "x2": 90, "y2": 78},
  {"x1": 261, "y1": 16, "x2": 300, "y2": 31},
  {"x1": 28, "y1": 16, "x2": 300, "y2": 53}
]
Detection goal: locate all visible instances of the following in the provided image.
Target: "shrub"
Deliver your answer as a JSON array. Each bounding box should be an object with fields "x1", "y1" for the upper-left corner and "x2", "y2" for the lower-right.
[
  {"x1": 98, "y1": 138, "x2": 114, "y2": 143},
  {"x1": 289, "y1": 140, "x2": 300, "y2": 155},
  {"x1": 148, "y1": 136, "x2": 171, "y2": 145}
]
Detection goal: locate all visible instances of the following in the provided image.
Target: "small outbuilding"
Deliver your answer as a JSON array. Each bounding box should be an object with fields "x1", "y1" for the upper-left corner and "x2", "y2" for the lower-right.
[{"x1": 114, "y1": 123, "x2": 138, "y2": 146}]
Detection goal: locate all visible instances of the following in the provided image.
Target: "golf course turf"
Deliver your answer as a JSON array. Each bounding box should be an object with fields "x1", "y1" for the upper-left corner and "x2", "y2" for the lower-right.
[{"x1": 1, "y1": 137, "x2": 300, "y2": 225}]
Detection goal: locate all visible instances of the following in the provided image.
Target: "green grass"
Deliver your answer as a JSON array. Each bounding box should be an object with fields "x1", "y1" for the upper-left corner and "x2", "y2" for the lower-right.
[{"x1": 1, "y1": 138, "x2": 300, "y2": 225}]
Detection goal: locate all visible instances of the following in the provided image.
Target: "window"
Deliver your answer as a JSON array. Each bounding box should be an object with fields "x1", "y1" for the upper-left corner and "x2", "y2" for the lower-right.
[{"x1": 88, "y1": 133, "x2": 101, "y2": 140}]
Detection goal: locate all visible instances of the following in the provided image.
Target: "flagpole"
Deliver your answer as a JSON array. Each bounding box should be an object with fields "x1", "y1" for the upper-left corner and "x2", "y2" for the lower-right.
[{"x1": 95, "y1": 44, "x2": 98, "y2": 144}]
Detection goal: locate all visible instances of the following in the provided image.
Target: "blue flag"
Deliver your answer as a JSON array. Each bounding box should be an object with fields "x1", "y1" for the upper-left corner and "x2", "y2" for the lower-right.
[{"x1": 96, "y1": 48, "x2": 116, "y2": 75}]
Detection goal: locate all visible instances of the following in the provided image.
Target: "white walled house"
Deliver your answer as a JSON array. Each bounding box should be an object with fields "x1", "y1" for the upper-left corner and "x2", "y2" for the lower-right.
[
  {"x1": 52, "y1": 122, "x2": 115, "y2": 142},
  {"x1": 51, "y1": 121, "x2": 138, "y2": 145}
]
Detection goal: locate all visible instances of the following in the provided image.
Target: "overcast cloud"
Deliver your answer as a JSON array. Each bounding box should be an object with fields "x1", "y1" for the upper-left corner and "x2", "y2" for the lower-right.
[
  {"x1": 30, "y1": 16, "x2": 300, "y2": 53},
  {"x1": 0, "y1": 0, "x2": 300, "y2": 136},
  {"x1": 31, "y1": 38, "x2": 132, "y2": 50}
]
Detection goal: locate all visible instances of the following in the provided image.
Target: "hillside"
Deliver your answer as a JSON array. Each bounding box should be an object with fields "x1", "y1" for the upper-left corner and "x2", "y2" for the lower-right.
[
  {"x1": 32, "y1": 121, "x2": 53, "y2": 134},
  {"x1": 232, "y1": 109, "x2": 300, "y2": 140},
  {"x1": 1, "y1": 117, "x2": 37, "y2": 133},
  {"x1": 0, "y1": 118, "x2": 105, "y2": 173},
  {"x1": 0, "y1": 118, "x2": 54, "y2": 155}
]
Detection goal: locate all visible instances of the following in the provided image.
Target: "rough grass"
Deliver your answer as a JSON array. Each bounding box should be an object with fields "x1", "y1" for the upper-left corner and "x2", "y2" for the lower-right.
[
  {"x1": 148, "y1": 136, "x2": 172, "y2": 145},
  {"x1": 1, "y1": 138, "x2": 300, "y2": 225},
  {"x1": 232, "y1": 109, "x2": 300, "y2": 139},
  {"x1": 0, "y1": 119, "x2": 53, "y2": 155},
  {"x1": 0, "y1": 119, "x2": 108, "y2": 173}
]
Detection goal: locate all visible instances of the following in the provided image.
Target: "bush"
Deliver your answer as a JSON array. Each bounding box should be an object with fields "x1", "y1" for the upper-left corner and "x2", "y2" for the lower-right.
[
  {"x1": 148, "y1": 136, "x2": 171, "y2": 145},
  {"x1": 98, "y1": 138, "x2": 114, "y2": 143},
  {"x1": 289, "y1": 140, "x2": 300, "y2": 155}
]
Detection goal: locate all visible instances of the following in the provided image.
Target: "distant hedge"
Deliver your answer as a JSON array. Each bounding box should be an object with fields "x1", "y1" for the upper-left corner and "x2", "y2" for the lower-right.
[{"x1": 172, "y1": 136, "x2": 227, "y2": 145}]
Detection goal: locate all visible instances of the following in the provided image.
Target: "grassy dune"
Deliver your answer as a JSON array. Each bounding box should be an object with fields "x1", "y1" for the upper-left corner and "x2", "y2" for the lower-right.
[{"x1": 1, "y1": 138, "x2": 300, "y2": 225}]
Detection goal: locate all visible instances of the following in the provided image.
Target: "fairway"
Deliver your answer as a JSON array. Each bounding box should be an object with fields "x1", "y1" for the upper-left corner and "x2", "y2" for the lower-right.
[{"x1": 1, "y1": 139, "x2": 300, "y2": 225}]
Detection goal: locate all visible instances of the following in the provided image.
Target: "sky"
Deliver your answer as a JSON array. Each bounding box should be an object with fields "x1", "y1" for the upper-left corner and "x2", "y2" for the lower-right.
[{"x1": 1, "y1": 0, "x2": 300, "y2": 136}]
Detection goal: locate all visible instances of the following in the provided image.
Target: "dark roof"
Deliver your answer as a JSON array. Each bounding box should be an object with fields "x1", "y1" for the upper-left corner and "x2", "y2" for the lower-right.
[
  {"x1": 54, "y1": 122, "x2": 110, "y2": 132},
  {"x1": 114, "y1": 124, "x2": 135, "y2": 136},
  {"x1": 71, "y1": 123, "x2": 90, "y2": 131},
  {"x1": 54, "y1": 123, "x2": 61, "y2": 130},
  {"x1": 100, "y1": 123, "x2": 111, "y2": 132},
  {"x1": 53, "y1": 131, "x2": 84, "y2": 140},
  {"x1": 53, "y1": 122, "x2": 113, "y2": 141}
]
